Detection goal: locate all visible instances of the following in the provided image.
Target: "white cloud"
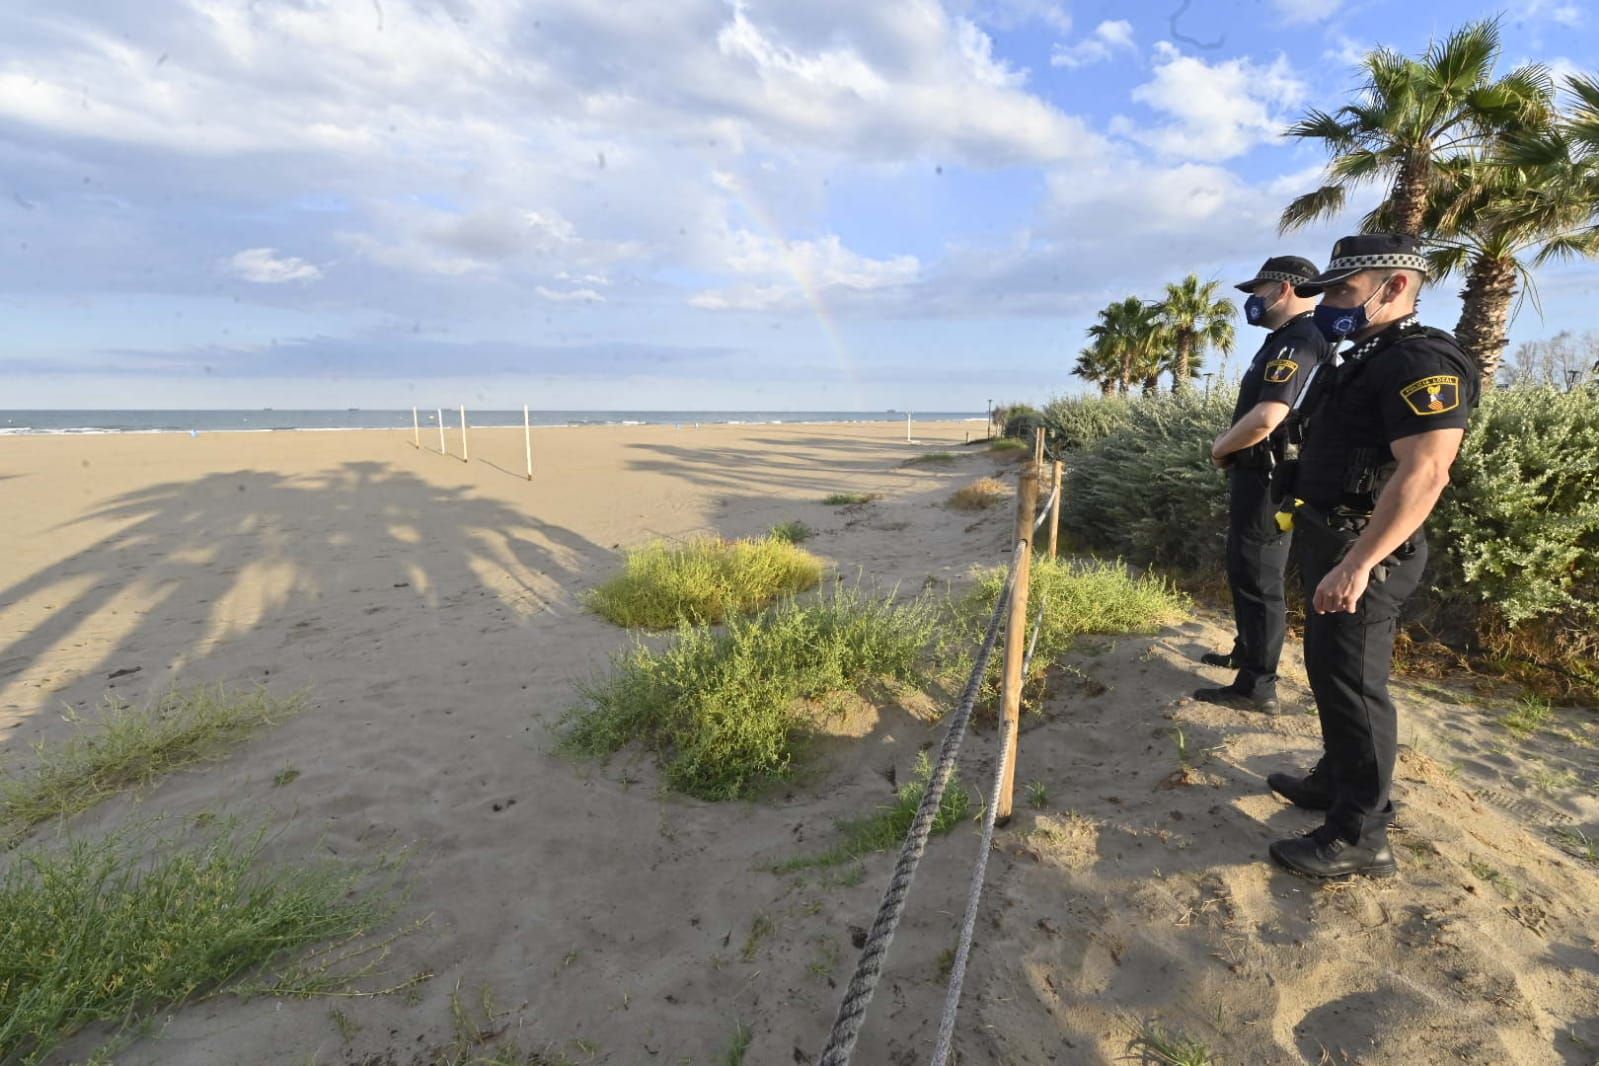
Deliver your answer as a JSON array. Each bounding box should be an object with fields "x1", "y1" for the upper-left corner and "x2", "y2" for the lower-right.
[
  {"x1": 1049, "y1": 20, "x2": 1136, "y2": 69},
  {"x1": 1270, "y1": 0, "x2": 1343, "y2": 25},
  {"x1": 1115, "y1": 42, "x2": 1306, "y2": 162},
  {"x1": 1519, "y1": 0, "x2": 1583, "y2": 26},
  {"x1": 1322, "y1": 34, "x2": 1370, "y2": 68},
  {"x1": 690, "y1": 232, "x2": 919, "y2": 312},
  {"x1": 535, "y1": 286, "x2": 604, "y2": 303},
  {"x1": 223, "y1": 247, "x2": 322, "y2": 284},
  {"x1": 967, "y1": 0, "x2": 1073, "y2": 34}
]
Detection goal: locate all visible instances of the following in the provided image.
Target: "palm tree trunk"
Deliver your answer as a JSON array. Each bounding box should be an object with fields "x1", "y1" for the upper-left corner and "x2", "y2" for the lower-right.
[
  {"x1": 1454, "y1": 254, "x2": 1518, "y2": 387},
  {"x1": 1119, "y1": 353, "x2": 1132, "y2": 395},
  {"x1": 1141, "y1": 374, "x2": 1159, "y2": 396},
  {"x1": 1389, "y1": 155, "x2": 1430, "y2": 238},
  {"x1": 1171, "y1": 333, "x2": 1193, "y2": 394},
  {"x1": 1099, "y1": 380, "x2": 1115, "y2": 397}
]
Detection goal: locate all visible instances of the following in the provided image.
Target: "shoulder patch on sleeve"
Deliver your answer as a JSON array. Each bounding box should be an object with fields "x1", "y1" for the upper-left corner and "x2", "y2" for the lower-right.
[
  {"x1": 1399, "y1": 374, "x2": 1461, "y2": 416},
  {"x1": 1263, "y1": 358, "x2": 1299, "y2": 384}
]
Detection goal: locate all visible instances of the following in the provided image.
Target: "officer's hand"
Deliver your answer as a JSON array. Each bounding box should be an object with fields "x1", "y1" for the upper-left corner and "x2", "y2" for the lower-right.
[
  {"x1": 1313, "y1": 559, "x2": 1369, "y2": 614},
  {"x1": 1210, "y1": 451, "x2": 1231, "y2": 469}
]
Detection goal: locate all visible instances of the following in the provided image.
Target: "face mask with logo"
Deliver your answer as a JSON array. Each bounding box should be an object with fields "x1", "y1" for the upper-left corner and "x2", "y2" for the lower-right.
[
  {"x1": 1243, "y1": 291, "x2": 1281, "y2": 327},
  {"x1": 1312, "y1": 274, "x2": 1395, "y2": 342}
]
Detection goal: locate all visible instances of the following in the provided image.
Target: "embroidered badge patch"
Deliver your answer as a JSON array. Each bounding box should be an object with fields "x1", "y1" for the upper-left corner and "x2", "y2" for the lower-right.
[
  {"x1": 1399, "y1": 374, "x2": 1461, "y2": 416},
  {"x1": 1263, "y1": 358, "x2": 1299, "y2": 384}
]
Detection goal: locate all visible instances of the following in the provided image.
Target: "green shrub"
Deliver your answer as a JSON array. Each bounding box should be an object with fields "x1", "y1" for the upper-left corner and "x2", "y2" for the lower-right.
[
  {"x1": 562, "y1": 585, "x2": 939, "y2": 800},
  {"x1": 1039, "y1": 393, "x2": 1141, "y2": 452},
  {"x1": 770, "y1": 520, "x2": 813, "y2": 544},
  {"x1": 0, "y1": 823, "x2": 392, "y2": 1064},
  {"x1": 1060, "y1": 391, "x2": 1234, "y2": 572},
  {"x1": 903, "y1": 451, "x2": 957, "y2": 466},
  {"x1": 586, "y1": 536, "x2": 825, "y2": 628},
  {"x1": 823, "y1": 492, "x2": 878, "y2": 506},
  {"x1": 1001, "y1": 405, "x2": 1044, "y2": 442},
  {"x1": 1429, "y1": 386, "x2": 1599, "y2": 630},
  {"x1": 2, "y1": 686, "x2": 304, "y2": 839},
  {"x1": 988, "y1": 437, "x2": 1028, "y2": 454},
  {"x1": 956, "y1": 557, "x2": 1187, "y2": 708}
]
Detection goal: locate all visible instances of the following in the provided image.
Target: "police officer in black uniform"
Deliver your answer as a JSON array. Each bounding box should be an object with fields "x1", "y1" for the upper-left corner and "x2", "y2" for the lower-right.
[
  {"x1": 1266, "y1": 234, "x2": 1479, "y2": 879},
  {"x1": 1198, "y1": 256, "x2": 1331, "y2": 713}
]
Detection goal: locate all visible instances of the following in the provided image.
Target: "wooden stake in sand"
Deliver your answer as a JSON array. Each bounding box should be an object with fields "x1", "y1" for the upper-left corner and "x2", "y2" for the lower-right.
[
  {"x1": 412, "y1": 407, "x2": 420, "y2": 448},
  {"x1": 437, "y1": 408, "x2": 447, "y2": 456},
  {"x1": 523, "y1": 404, "x2": 533, "y2": 480},
  {"x1": 1033, "y1": 425, "x2": 1045, "y2": 465},
  {"x1": 1048, "y1": 459, "x2": 1063, "y2": 560},
  {"x1": 459, "y1": 405, "x2": 469, "y2": 463},
  {"x1": 996, "y1": 462, "x2": 1038, "y2": 823}
]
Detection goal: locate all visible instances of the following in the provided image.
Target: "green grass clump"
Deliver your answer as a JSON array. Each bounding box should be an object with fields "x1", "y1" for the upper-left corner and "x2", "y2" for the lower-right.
[
  {"x1": 822, "y1": 492, "x2": 878, "y2": 506},
  {"x1": 585, "y1": 535, "x2": 825, "y2": 628},
  {"x1": 1127, "y1": 1021, "x2": 1217, "y2": 1065},
  {"x1": 988, "y1": 438, "x2": 1028, "y2": 453},
  {"x1": 959, "y1": 558, "x2": 1187, "y2": 709},
  {"x1": 0, "y1": 824, "x2": 392, "y2": 1064},
  {"x1": 562, "y1": 585, "x2": 938, "y2": 799},
  {"x1": 773, "y1": 752, "x2": 972, "y2": 872},
  {"x1": 904, "y1": 452, "x2": 957, "y2": 466},
  {"x1": 1502, "y1": 695, "x2": 1553, "y2": 739},
  {"x1": 1, "y1": 685, "x2": 304, "y2": 838},
  {"x1": 769, "y1": 520, "x2": 813, "y2": 544}
]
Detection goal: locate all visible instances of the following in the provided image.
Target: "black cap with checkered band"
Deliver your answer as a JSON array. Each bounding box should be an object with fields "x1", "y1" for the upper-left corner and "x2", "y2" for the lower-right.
[
  {"x1": 1234, "y1": 255, "x2": 1319, "y2": 293},
  {"x1": 1294, "y1": 234, "x2": 1429, "y2": 297}
]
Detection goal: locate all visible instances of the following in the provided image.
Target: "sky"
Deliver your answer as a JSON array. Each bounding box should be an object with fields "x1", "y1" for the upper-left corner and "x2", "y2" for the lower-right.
[{"x1": 1, "y1": 0, "x2": 1595, "y2": 411}]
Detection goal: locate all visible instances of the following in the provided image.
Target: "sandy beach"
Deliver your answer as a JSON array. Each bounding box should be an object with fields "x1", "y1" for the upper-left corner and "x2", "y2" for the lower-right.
[{"x1": 3, "y1": 422, "x2": 1597, "y2": 1065}]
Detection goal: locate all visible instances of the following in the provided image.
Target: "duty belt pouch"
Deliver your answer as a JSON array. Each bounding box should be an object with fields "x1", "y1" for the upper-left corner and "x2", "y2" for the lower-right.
[{"x1": 1269, "y1": 458, "x2": 1299, "y2": 503}]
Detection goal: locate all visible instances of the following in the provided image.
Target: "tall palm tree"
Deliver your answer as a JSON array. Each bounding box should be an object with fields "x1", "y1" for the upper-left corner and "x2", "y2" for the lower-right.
[
  {"x1": 1428, "y1": 74, "x2": 1599, "y2": 383},
  {"x1": 1157, "y1": 275, "x2": 1236, "y2": 393},
  {"x1": 1086, "y1": 297, "x2": 1169, "y2": 396},
  {"x1": 1279, "y1": 19, "x2": 1553, "y2": 238},
  {"x1": 1071, "y1": 340, "x2": 1120, "y2": 396}
]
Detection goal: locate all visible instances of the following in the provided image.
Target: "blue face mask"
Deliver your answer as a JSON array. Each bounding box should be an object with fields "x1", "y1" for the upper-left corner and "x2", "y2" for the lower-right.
[
  {"x1": 1243, "y1": 292, "x2": 1280, "y2": 326},
  {"x1": 1312, "y1": 275, "x2": 1393, "y2": 342}
]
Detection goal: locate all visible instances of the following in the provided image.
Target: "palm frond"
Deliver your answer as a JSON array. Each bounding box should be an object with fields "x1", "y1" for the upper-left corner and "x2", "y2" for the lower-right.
[
  {"x1": 1423, "y1": 18, "x2": 1501, "y2": 95},
  {"x1": 1531, "y1": 227, "x2": 1599, "y2": 267},
  {"x1": 1279, "y1": 185, "x2": 1347, "y2": 234}
]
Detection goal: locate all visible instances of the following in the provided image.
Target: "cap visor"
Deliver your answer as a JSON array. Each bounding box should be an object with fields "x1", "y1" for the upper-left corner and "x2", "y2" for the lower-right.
[
  {"x1": 1294, "y1": 266, "x2": 1361, "y2": 297},
  {"x1": 1234, "y1": 277, "x2": 1265, "y2": 292}
]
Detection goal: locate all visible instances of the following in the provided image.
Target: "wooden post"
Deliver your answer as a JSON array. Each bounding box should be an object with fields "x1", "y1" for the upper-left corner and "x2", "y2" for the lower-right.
[
  {"x1": 437, "y1": 408, "x2": 446, "y2": 456},
  {"x1": 996, "y1": 462, "x2": 1039, "y2": 824},
  {"x1": 1033, "y1": 425, "x2": 1045, "y2": 465},
  {"x1": 459, "y1": 405, "x2": 469, "y2": 462},
  {"x1": 412, "y1": 407, "x2": 420, "y2": 448},
  {"x1": 523, "y1": 404, "x2": 533, "y2": 480},
  {"x1": 1048, "y1": 459, "x2": 1063, "y2": 560}
]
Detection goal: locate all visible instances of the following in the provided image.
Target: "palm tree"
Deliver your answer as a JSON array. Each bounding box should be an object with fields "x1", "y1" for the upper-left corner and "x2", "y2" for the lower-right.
[
  {"x1": 1279, "y1": 19, "x2": 1553, "y2": 238},
  {"x1": 1086, "y1": 297, "x2": 1169, "y2": 395},
  {"x1": 1157, "y1": 275, "x2": 1236, "y2": 393},
  {"x1": 1427, "y1": 74, "x2": 1599, "y2": 383},
  {"x1": 1071, "y1": 340, "x2": 1120, "y2": 396}
]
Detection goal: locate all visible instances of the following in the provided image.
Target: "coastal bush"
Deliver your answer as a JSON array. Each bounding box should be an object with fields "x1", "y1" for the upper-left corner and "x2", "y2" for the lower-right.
[
  {"x1": 562, "y1": 584, "x2": 939, "y2": 800},
  {"x1": 1001, "y1": 404, "x2": 1044, "y2": 442},
  {"x1": 988, "y1": 437, "x2": 1028, "y2": 455},
  {"x1": 957, "y1": 558, "x2": 1187, "y2": 710},
  {"x1": 1060, "y1": 391, "x2": 1234, "y2": 573},
  {"x1": 585, "y1": 535, "x2": 825, "y2": 628},
  {"x1": 1, "y1": 685, "x2": 305, "y2": 840},
  {"x1": 0, "y1": 822, "x2": 391, "y2": 1064},
  {"x1": 948, "y1": 478, "x2": 1009, "y2": 511},
  {"x1": 1039, "y1": 393, "x2": 1141, "y2": 452},
  {"x1": 903, "y1": 451, "x2": 957, "y2": 466},
  {"x1": 1053, "y1": 385, "x2": 1599, "y2": 691},
  {"x1": 769, "y1": 520, "x2": 813, "y2": 544}
]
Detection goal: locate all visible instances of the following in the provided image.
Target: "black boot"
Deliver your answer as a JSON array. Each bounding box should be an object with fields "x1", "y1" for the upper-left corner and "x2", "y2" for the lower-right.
[
  {"x1": 1266, "y1": 763, "x2": 1334, "y2": 810},
  {"x1": 1193, "y1": 685, "x2": 1279, "y2": 714},
  {"x1": 1200, "y1": 651, "x2": 1240, "y2": 669},
  {"x1": 1269, "y1": 825, "x2": 1397, "y2": 880}
]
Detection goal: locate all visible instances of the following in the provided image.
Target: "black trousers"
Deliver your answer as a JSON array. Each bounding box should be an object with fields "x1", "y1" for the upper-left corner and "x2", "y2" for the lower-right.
[
  {"x1": 1224, "y1": 465, "x2": 1290, "y2": 699},
  {"x1": 1295, "y1": 517, "x2": 1428, "y2": 843}
]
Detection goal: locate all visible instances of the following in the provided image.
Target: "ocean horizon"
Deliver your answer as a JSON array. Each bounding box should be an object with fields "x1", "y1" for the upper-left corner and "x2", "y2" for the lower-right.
[{"x1": 0, "y1": 409, "x2": 987, "y2": 437}]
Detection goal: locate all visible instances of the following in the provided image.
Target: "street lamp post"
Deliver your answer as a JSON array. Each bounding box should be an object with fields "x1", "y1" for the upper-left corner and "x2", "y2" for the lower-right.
[{"x1": 1203, "y1": 372, "x2": 1215, "y2": 400}]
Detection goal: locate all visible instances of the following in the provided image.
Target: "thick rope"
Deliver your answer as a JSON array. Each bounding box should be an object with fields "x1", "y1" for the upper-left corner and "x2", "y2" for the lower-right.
[
  {"x1": 930, "y1": 599, "x2": 1045, "y2": 1066},
  {"x1": 816, "y1": 547, "x2": 1023, "y2": 1066},
  {"x1": 1033, "y1": 479, "x2": 1060, "y2": 533}
]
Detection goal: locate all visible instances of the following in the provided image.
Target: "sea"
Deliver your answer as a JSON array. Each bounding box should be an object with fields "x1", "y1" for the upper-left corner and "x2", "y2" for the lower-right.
[{"x1": 0, "y1": 410, "x2": 985, "y2": 436}]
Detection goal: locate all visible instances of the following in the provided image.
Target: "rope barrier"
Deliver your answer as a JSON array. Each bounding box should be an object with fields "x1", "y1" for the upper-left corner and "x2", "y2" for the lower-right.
[
  {"x1": 1032, "y1": 479, "x2": 1059, "y2": 533},
  {"x1": 816, "y1": 545, "x2": 1023, "y2": 1066},
  {"x1": 930, "y1": 598, "x2": 1046, "y2": 1066}
]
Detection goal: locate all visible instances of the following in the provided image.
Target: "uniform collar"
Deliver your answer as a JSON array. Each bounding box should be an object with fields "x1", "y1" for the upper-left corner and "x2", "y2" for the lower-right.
[
  {"x1": 1341, "y1": 314, "x2": 1420, "y2": 365},
  {"x1": 1267, "y1": 310, "x2": 1314, "y2": 338}
]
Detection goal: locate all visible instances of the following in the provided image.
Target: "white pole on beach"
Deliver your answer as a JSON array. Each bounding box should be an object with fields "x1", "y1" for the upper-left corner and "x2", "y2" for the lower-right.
[
  {"x1": 437, "y1": 408, "x2": 447, "y2": 456},
  {"x1": 460, "y1": 405, "x2": 470, "y2": 463},
  {"x1": 523, "y1": 404, "x2": 533, "y2": 480},
  {"x1": 906, "y1": 411, "x2": 912, "y2": 442},
  {"x1": 412, "y1": 407, "x2": 420, "y2": 448}
]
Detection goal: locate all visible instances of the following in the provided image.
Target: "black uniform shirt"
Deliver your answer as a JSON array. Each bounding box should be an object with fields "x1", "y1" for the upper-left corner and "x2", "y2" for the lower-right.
[
  {"x1": 1231, "y1": 313, "x2": 1330, "y2": 456},
  {"x1": 1296, "y1": 321, "x2": 1479, "y2": 512}
]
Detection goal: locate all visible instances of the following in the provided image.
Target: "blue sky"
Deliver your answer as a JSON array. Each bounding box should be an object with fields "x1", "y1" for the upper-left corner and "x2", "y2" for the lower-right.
[{"x1": 1, "y1": 0, "x2": 1595, "y2": 410}]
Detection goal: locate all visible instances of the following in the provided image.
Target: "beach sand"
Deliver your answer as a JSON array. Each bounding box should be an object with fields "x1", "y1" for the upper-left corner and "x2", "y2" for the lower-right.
[{"x1": 2, "y1": 422, "x2": 1597, "y2": 1065}]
